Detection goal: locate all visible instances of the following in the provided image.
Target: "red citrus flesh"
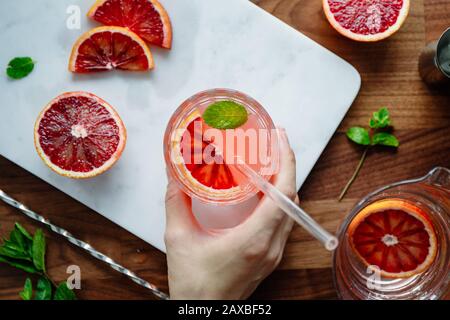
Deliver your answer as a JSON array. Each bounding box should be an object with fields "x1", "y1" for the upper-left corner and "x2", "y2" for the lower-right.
[
  {"x1": 34, "y1": 92, "x2": 126, "y2": 178},
  {"x1": 348, "y1": 200, "x2": 437, "y2": 278},
  {"x1": 323, "y1": 0, "x2": 410, "y2": 42},
  {"x1": 69, "y1": 26, "x2": 154, "y2": 73},
  {"x1": 180, "y1": 117, "x2": 237, "y2": 190},
  {"x1": 88, "y1": 0, "x2": 172, "y2": 49}
]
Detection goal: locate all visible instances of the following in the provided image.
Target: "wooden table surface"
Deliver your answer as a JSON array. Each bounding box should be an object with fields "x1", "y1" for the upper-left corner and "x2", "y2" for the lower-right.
[{"x1": 1, "y1": 0, "x2": 449, "y2": 300}]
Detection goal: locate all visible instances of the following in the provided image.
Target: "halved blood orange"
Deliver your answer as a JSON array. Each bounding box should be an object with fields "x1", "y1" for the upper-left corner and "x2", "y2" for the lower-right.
[
  {"x1": 69, "y1": 26, "x2": 154, "y2": 73},
  {"x1": 34, "y1": 92, "x2": 127, "y2": 179},
  {"x1": 323, "y1": 0, "x2": 410, "y2": 42},
  {"x1": 348, "y1": 199, "x2": 437, "y2": 278},
  {"x1": 88, "y1": 0, "x2": 172, "y2": 49}
]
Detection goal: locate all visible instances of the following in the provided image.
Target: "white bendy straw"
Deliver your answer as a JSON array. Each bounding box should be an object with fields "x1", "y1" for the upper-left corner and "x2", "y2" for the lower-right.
[{"x1": 234, "y1": 158, "x2": 339, "y2": 251}]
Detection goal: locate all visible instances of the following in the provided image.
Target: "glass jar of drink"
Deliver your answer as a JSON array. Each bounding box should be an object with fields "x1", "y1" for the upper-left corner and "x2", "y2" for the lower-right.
[{"x1": 333, "y1": 167, "x2": 449, "y2": 300}]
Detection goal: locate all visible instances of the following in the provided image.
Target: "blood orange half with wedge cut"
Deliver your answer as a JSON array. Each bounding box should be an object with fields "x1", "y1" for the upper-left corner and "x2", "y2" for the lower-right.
[
  {"x1": 88, "y1": 0, "x2": 172, "y2": 49},
  {"x1": 34, "y1": 92, "x2": 127, "y2": 179},
  {"x1": 348, "y1": 199, "x2": 438, "y2": 278},
  {"x1": 69, "y1": 26, "x2": 154, "y2": 73},
  {"x1": 323, "y1": 0, "x2": 410, "y2": 42}
]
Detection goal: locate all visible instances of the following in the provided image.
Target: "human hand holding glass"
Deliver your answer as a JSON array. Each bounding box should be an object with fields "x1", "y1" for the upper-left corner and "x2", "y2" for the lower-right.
[{"x1": 164, "y1": 130, "x2": 297, "y2": 299}]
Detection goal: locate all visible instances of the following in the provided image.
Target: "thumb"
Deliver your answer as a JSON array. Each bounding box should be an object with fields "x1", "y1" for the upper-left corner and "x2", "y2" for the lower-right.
[{"x1": 165, "y1": 171, "x2": 199, "y2": 233}]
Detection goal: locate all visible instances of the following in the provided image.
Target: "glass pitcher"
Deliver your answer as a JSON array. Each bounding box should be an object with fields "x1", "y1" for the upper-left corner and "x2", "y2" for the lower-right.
[{"x1": 333, "y1": 167, "x2": 449, "y2": 300}]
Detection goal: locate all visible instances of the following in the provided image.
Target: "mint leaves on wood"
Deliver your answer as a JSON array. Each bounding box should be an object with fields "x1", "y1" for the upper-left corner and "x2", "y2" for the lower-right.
[
  {"x1": 6, "y1": 57, "x2": 35, "y2": 79},
  {"x1": 339, "y1": 108, "x2": 399, "y2": 201},
  {"x1": 0, "y1": 223, "x2": 77, "y2": 300}
]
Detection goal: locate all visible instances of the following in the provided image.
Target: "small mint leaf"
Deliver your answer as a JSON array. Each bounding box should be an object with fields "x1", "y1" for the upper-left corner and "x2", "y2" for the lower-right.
[
  {"x1": 15, "y1": 223, "x2": 33, "y2": 242},
  {"x1": 0, "y1": 255, "x2": 39, "y2": 274},
  {"x1": 31, "y1": 229, "x2": 46, "y2": 272},
  {"x1": 35, "y1": 277, "x2": 52, "y2": 300},
  {"x1": 54, "y1": 282, "x2": 77, "y2": 300},
  {"x1": 7, "y1": 57, "x2": 35, "y2": 79},
  {"x1": 20, "y1": 278, "x2": 33, "y2": 300},
  {"x1": 372, "y1": 132, "x2": 399, "y2": 147},
  {"x1": 346, "y1": 127, "x2": 371, "y2": 146},
  {"x1": 0, "y1": 245, "x2": 31, "y2": 261},
  {"x1": 9, "y1": 229, "x2": 27, "y2": 253},
  {"x1": 369, "y1": 107, "x2": 390, "y2": 129},
  {"x1": 202, "y1": 101, "x2": 248, "y2": 129}
]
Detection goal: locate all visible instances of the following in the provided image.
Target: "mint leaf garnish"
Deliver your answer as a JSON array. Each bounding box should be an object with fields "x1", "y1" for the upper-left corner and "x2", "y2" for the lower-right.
[
  {"x1": 202, "y1": 101, "x2": 248, "y2": 129},
  {"x1": 7, "y1": 57, "x2": 35, "y2": 79},
  {"x1": 339, "y1": 107, "x2": 399, "y2": 201}
]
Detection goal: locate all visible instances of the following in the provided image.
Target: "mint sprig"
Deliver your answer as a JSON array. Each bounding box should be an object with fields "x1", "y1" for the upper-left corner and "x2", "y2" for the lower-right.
[
  {"x1": 0, "y1": 223, "x2": 77, "y2": 300},
  {"x1": 202, "y1": 101, "x2": 248, "y2": 129},
  {"x1": 339, "y1": 107, "x2": 400, "y2": 201},
  {"x1": 6, "y1": 57, "x2": 35, "y2": 79}
]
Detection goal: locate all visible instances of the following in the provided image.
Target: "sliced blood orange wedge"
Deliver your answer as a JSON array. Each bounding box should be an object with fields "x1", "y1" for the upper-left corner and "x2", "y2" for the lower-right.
[
  {"x1": 69, "y1": 26, "x2": 154, "y2": 73},
  {"x1": 34, "y1": 92, "x2": 127, "y2": 179},
  {"x1": 180, "y1": 116, "x2": 238, "y2": 190},
  {"x1": 88, "y1": 0, "x2": 172, "y2": 49},
  {"x1": 348, "y1": 199, "x2": 438, "y2": 278},
  {"x1": 323, "y1": 0, "x2": 410, "y2": 42}
]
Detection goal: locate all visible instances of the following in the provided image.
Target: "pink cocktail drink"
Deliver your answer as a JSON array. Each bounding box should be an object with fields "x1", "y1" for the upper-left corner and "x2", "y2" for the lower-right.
[{"x1": 164, "y1": 89, "x2": 279, "y2": 206}]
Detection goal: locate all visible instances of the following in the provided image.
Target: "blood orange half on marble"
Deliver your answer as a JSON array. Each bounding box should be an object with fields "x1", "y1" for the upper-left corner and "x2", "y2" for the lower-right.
[{"x1": 34, "y1": 92, "x2": 127, "y2": 179}]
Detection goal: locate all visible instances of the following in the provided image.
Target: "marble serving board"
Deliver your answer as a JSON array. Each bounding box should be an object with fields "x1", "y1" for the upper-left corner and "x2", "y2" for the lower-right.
[{"x1": 0, "y1": 0, "x2": 360, "y2": 252}]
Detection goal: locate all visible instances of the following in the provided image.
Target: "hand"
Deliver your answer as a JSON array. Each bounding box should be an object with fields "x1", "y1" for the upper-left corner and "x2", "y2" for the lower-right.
[{"x1": 164, "y1": 129, "x2": 297, "y2": 300}]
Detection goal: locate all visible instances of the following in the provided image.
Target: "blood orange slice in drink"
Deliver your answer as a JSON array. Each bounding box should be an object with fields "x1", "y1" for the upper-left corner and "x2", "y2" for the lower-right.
[
  {"x1": 179, "y1": 115, "x2": 238, "y2": 190},
  {"x1": 69, "y1": 26, "x2": 154, "y2": 73},
  {"x1": 169, "y1": 110, "x2": 242, "y2": 200},
  {"x1": 323, "y1": 0, "x2": 410, "y2": 42},
  {"x1": 34, "y1": 92, "x2": 127, "y2": 179},
  {"x1": 348, "y1": 199, "x2": 437, "y2": 278},
  {"x1": 88, "y1": 0, "x2": 172, "y2": 49}
]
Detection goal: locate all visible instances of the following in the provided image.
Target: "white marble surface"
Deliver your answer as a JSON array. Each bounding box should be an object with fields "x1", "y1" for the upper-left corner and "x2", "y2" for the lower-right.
[{"x1": 0, "y1": 0, "x2": 360, "y2": 252}]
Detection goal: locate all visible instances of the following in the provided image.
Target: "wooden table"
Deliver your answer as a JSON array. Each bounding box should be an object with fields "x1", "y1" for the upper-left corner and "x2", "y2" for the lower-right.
[{"x1": 1, "y1": 0, "x2": 449, "y2": 300}]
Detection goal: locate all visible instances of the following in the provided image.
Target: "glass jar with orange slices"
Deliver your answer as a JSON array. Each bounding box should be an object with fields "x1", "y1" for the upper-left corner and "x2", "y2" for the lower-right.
[{"x1": 333, "y1": 167, "x2": 449, "y2": 300}]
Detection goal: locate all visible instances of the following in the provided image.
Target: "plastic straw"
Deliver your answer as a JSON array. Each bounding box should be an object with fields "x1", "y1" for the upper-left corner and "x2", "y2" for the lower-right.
[{"x1": 234, "y1": 159, "x2": 339, "y2": 251}]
